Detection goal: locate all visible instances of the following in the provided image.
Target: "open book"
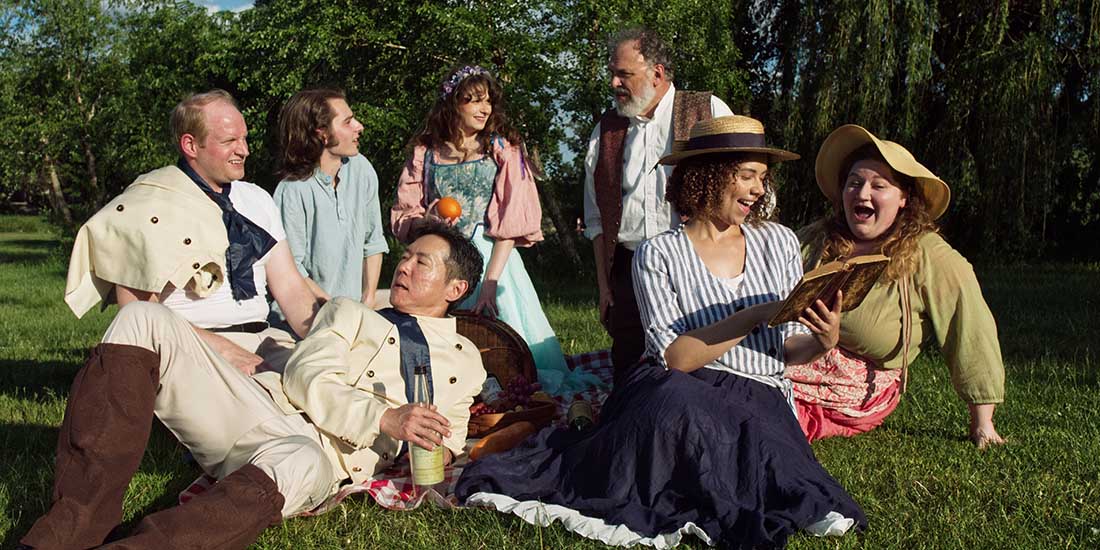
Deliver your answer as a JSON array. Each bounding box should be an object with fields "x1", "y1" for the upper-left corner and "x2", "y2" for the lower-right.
[{"x1": 768, "y1": 254, "x2": 889, "y2": 327}]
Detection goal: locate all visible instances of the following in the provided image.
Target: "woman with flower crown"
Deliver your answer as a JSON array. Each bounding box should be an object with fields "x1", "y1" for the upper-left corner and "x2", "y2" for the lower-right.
[{"x1": 391, "y1": 65, "x2": 598, "y2": 395}]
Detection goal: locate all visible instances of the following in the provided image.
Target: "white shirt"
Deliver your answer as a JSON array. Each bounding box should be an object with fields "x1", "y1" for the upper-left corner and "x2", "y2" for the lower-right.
[
  {"x1": 582, "y1": 84, "x2": 734, "y2": 249},
  {"x1": 161, "y1": 180, "x2": 287, "y2": 328}
]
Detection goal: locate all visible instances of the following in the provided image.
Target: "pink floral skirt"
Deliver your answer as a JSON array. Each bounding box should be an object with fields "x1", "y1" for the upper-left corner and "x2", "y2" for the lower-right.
[{"x1": 784, "y1": 347, "x2": 902, "y2": 442}]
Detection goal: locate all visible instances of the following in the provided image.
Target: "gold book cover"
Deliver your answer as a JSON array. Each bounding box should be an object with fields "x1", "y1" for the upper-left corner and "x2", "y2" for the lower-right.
[{"x1": 768, "y1": 254, "x2": 889, "y2": 327}]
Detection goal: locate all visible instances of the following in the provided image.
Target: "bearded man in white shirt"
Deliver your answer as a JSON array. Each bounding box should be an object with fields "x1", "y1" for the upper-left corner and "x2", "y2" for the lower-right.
[{"x1": 582, "y1": 27, "x2": 734, "y2": 383}]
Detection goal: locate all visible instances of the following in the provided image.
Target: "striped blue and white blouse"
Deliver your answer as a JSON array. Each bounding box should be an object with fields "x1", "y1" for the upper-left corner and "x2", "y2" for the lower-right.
[{"x1": 632, "y1": 222, "x2": 810, "y2": 396}]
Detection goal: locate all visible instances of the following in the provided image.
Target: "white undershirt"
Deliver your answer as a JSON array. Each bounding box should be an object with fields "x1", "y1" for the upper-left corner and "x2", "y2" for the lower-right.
[{"x1": 160, "y1": 181, "x2": 286, "y2": 328}]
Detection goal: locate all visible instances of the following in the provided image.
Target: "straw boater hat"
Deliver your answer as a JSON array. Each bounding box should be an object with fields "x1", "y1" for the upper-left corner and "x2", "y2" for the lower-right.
[
  {"x1": 658, "y1": 115, "x2": 800, "y2": 165},
  {"x1": 815, "y1": 124, "x2": 951, "y2": 220}
]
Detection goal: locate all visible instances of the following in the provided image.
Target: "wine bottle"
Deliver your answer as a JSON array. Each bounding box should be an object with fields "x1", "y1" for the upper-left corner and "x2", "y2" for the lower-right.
[
  {"x1": 410, "y1": 366, "x2": 445, "y2": 485},
  {"x1": 567, "y1": 400, "x2": 595, "y2": 432}
]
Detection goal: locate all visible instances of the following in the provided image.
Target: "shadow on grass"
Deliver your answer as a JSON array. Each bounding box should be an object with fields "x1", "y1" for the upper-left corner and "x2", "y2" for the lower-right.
[
  {"x1": 0, "y1": 357, "x2": 84, "y2": 400},
  {"x1": 1, "y1": 421, "x2": 203, "y2": 548},
  {"x1": 0, "y1": 238, "x2": 62, "y2": 264}
]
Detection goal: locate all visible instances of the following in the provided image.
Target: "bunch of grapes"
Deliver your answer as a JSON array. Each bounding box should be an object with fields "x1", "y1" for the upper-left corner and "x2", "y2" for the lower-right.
[{"x1": 499, "y1": 375, "x2": 541, "y2": 409}]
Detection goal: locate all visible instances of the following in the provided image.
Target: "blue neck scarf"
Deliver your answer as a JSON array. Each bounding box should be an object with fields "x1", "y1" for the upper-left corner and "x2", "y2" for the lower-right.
[
  {"x1": 375, "y1": 308, "x2": 435, "y2": 404},
  {"x1": 178, "y1": 159, "x2": 276, "y2": 301},
  {"x1": 376, "y1": 308, "x2": 435, "y2": 457}
]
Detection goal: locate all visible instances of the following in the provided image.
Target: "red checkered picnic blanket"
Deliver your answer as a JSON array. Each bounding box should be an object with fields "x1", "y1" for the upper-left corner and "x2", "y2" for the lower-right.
[{"x1": 179, "y1": 350, "x2": 615, "y2": 513}]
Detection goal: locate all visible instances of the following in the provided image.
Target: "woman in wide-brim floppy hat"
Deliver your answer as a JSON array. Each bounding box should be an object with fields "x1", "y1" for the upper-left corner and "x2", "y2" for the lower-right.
[
  {"x1": 788, "y1": 124, "x2": 1007, "y2": 448},
  {"x1": 457, "y1": 115, "x2": 867, "y2": 549}
]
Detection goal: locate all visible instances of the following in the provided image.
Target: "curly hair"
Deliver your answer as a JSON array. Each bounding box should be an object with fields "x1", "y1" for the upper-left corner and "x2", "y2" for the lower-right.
[
  {"x1": 665, "y1": 153, "x2": 776, "y2": 226},
  {"x1": 609, "y1": 27, "x2": 674, "y2": 80},
  {"x1": 277, "y1": 89, "x2": 345, "y2": 181},
  {"x1": 802, "y1": 145, "x2": 939, "y2": 281},
  {"x1": 407, "y1": 220, "x2": 484, "y2": 311},
  {"x1": 408, "y1": 66, "x2": 530, "y2": 167}
]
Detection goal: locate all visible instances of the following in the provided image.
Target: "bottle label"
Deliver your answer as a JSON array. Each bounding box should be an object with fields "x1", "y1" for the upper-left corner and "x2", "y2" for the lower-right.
[
  {"x1": 411, "y1": 445, "x2": 445, "y2": 485},
  {"x1": 567, "y1": 400, "x2": 595, "y2": 431}
]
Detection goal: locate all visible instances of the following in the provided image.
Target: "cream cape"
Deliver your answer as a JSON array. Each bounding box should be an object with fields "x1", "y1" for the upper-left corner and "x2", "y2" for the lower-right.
[{"x1": 65, "y1": 166, "x2": 228, "y2": 318}]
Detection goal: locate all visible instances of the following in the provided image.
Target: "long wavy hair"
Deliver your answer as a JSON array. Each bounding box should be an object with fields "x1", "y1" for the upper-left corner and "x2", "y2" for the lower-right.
[
  {"x1": 666, "y1": 152, "x2": 776, "y2": 227},
  {"x1": 407, "y1": 66, "x2": 530, "y2": 168},
  {"x1": 277, "y1": 88, "x2": 345, "y2": 181},
  {"x1": 800, "y1": 144, "x2": 939, "y2": 281}
]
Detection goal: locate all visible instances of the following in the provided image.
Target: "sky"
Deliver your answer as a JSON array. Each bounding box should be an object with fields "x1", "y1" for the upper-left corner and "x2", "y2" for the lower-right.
[{"x1": 204, "y1": 0, "x2": 253, "y2": 14}]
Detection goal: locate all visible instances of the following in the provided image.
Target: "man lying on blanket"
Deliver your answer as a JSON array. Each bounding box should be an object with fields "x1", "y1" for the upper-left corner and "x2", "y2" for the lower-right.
[{"x1": 19, "y1": 222, "x2": 485, "y2": 550}]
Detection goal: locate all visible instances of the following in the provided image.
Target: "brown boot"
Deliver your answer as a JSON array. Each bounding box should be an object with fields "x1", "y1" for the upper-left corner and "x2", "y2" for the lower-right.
[
  {"x1": 101, "y1": 464, "x2": 285, "y2": 550},
  {"x1": 21, "y1": 343, "x2": 160, "y2": 550}
]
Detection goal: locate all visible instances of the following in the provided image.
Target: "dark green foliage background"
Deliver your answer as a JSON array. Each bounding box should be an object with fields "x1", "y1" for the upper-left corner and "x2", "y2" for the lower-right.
[{"x1": 1, "y1": 0, "x2": 1098, "y2": 262}]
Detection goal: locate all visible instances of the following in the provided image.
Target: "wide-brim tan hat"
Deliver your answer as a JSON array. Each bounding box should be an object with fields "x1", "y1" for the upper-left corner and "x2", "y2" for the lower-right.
[
  {"x1": 815, "y1": 124, "x2": 951, "y2": 220},
  {"x1": 658, "y1": 115, "x2": 800, "y2": 165}
]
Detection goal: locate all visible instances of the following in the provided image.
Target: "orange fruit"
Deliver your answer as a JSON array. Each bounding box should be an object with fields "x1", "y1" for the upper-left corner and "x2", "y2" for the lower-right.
[{"x1": 436, "y1": 196, "x2": 462, "y2": 220}]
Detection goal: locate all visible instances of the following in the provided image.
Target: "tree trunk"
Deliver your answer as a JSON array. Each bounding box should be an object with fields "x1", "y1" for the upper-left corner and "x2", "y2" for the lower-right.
[
  {"x1": 42, "y1": 153, "x2": 73, "y2": 225},
  {"x1": 80, "y1": 136, "x2": 103, "y2": 207},
  {"x1": 539, "y1": 180, "x2": 581, "y2": 265},
  {"x1": 68, "y1": 64, "x2": 104, "y2": 207},
  {"x1": 531, "y1": 148, "x2": 581, "y2": 266}
]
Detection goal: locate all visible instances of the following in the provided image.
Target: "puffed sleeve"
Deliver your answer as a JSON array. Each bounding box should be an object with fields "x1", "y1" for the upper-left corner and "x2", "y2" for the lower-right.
[
  {"x1": 484, "y1": 138, "x2": 544, "y2": 247},
  {"x1": 390, "y1": 145, "x2": 430, "y2": 244},
  {"x1": 916, "y1": 233, "x2": 1005, "y2": 403},
  {"x1": 632, "y1": 238, "x2": 687, "y2": 363}
]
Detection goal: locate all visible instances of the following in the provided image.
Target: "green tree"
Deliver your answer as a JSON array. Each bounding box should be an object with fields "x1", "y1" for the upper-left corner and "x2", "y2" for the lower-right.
[{"x1": 748, "y1": 0, "x2": 1100, "y2": 261}]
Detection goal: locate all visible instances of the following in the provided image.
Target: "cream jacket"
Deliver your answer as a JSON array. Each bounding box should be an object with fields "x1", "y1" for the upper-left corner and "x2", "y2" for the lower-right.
[
  {"x1": 64, "y1": 166, "x2": 227, "y2": 318},
  {"x1": 254, "y1": 298, "x2": 486, "y2": 485}
]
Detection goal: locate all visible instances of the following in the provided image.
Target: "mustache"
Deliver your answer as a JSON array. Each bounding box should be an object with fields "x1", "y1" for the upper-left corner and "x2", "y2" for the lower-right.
[{"x1": 613, "y1": 87, "x2": 631, "y2": 96}]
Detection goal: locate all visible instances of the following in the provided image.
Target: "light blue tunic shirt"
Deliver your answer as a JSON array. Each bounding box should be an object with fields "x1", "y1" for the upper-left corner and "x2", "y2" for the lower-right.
[{"x1": 273, "y1": 154, "x2": 388, "y2": 302}]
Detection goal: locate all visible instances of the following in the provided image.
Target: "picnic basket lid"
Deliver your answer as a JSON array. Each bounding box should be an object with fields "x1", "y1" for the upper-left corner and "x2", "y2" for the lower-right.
[{"x1": 452, "y1": 310, "x2": 537, "y2": 389}]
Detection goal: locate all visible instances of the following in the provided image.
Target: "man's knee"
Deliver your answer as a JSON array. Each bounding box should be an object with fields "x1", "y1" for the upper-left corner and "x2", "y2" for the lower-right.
[
  {"x1": 249, "y1": 436, "x2": 339, "y2": 517},
  {"x1": 102, "y1": 301, "x2": 182, "y2": 348}
]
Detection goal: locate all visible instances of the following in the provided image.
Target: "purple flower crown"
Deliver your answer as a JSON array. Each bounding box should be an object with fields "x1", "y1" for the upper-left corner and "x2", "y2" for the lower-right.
[{"x1": 441, "y1": 65, "x2": 491, "y2": 99}]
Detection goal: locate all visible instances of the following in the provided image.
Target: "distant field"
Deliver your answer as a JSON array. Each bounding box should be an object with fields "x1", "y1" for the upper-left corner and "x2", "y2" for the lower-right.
[{"x1": 1, "y1": 215, "x2": 1097, "y2": 549}]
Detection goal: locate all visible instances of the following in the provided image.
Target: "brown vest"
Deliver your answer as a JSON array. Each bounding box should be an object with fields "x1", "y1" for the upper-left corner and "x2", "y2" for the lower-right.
[{"x1": 592, "y1": 90, "x2": 713, "y2": 275}]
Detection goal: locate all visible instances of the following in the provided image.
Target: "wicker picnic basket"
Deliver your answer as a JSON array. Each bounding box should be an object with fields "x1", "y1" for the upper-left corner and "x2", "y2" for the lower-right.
[{"x1": 452, "y1": 310, "x2": 556, "y2": 437}]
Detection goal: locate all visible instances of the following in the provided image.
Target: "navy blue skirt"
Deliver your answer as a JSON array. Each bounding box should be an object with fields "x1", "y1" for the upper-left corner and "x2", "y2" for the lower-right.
[{"x1": 456, "y1": 364, "x2": 867, "y2": 548}]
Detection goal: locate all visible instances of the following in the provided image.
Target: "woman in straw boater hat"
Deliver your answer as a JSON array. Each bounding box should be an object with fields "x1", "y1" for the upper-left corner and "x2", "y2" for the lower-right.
[
  {"x1": 457, "y1": 116, "x2": 866, "y2": 548},
  {"x1": 787, "y1": 124, "x2": 1006, "y2": 447}
]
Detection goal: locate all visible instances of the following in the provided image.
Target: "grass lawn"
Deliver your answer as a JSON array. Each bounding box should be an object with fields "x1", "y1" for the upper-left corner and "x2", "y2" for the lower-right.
[{"x1": 0, "y1": 214, "x2": 1098, "y2": 549}]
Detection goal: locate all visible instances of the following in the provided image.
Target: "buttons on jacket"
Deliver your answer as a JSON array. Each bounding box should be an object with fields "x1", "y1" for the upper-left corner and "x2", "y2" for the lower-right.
[
  {"x1": 449, "y1": 377, "x2": 457, "y2": 384},
  {"x1": 352, "y1": 466, "x2": 362, "y2": 473},
  {"x1": 116, "y1": 204, "x2": 124, "y2": 212},
  {"x1": 192, "y1": 263, "x2": 200, "y2": 270},
  {"x1": 366, "y1": 370, "x2": 375, "y2": 378},
  {"x1": 455, "y1": 343, "x2": 463, "y2": 351},
  {"x1": 382, "y1": 452, "x2": 390, "y2": 460},
  {"x1": 183, "y1": 238, "x2": 191, "y2": 245},
  {"x1": 150, "y1": 216, "x2": 158, "y2": 224},
  {"x1": 387, "y1": 337, "x2": 396, "y2": 345}
]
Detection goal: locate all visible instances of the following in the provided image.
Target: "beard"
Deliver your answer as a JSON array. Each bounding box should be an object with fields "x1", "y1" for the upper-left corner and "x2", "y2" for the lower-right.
[{"x1": 614, "y1": 84, "x2": 657, "y2": 118}]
